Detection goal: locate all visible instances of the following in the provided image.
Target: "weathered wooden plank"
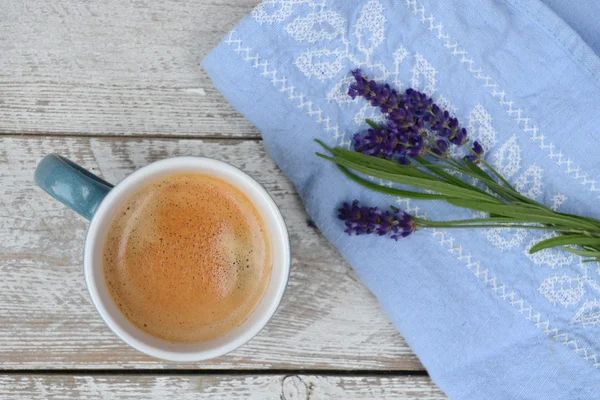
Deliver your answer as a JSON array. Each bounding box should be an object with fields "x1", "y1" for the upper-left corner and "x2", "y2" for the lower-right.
[
  {"x1": 0, "y1": 137, "x2": 422, "y2": 370},
  {"x1": 0, "y1": 374, "x2": 446, "y2": 400},
  {"x1": 0, "y1": 0, "x2": 260, "y2": 137}
]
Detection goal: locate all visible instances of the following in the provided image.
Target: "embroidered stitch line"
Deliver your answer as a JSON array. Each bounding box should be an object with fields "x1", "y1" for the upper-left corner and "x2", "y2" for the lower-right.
[
  {"x1": 225, "y1": 30, "x2": 349, "y2": 145},
  {"x1": 405, "y1": 0, "x2": 600, "y2": 197}
]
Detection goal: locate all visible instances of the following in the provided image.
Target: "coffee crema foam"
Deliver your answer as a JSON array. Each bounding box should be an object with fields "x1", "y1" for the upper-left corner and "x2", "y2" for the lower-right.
[{"x1": 103, "y1": 173, "x2": 272, "y2": 343}]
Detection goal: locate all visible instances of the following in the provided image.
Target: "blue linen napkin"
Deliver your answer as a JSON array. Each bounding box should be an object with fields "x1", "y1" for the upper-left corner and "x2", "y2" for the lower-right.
[{"x1": 202, "y1": 1, "x2": 600, "y2": 398}]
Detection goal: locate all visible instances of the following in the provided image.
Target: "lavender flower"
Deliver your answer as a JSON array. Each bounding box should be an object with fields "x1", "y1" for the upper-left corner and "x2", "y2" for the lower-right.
[
  {"x1": 405, "y1": 134, "x2": 424, "y2": 158},
  {"x1": 349, "y1": 70, "x2": 402, "y2": 113},
  {"x1": 353, "y1": 126, "x2": 423, "y2": 161},
  {"x1": 387, "y1": 106, "x2": 423, "y2": 134},
  {"x1": 338, "y1": 200, "x2": 416, "y2": 240},
  {"x1": 430, "y1": 139, "x2": 449, "y2": 157},
  {"x1": 465, "y1": 140, "x2": 484, "y2": 162},
  {"x1": 425, "y1": 103, "x2": 467, "y2": 145},
  {"x1": 348, "y1": 70, "x2": 471, "y2": 160},
  {"x1": 403, "y1": 88, "x2": 433, "y2": 117},
  {"x1": 353, "y1": 128, "x2": 397, "y2": 159}
]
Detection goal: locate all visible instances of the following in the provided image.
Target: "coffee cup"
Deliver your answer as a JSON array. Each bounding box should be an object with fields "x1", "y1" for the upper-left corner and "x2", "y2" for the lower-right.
[{"x1": 34, "y1": 154, "x2": 290, "y2": 362}]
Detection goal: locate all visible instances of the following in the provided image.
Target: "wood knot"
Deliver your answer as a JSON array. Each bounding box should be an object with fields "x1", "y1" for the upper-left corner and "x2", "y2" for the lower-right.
[{"x1": 282, "y1": 375, "x2": 308, "y2": 400}]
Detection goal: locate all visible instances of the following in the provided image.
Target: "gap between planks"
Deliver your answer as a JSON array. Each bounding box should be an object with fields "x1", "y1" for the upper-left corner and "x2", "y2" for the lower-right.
[
  {"x1": 0, "y1": 132, "x2": 263, "y2": 141},
  {"x1": 0, "y1": 370, "x2": 429, "y2": 377}
]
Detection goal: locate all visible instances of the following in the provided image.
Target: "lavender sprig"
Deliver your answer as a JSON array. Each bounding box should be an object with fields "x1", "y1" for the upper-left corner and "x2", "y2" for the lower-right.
[
  {"x1": 349, "y1": 70, "x2": 473, "y2": 159},
  {"x1": 315, "y1": 70, "x2": 600, "y2": 263},
  {"x1": 338, "y1": 200, "x2": 415, "y2": 240}
]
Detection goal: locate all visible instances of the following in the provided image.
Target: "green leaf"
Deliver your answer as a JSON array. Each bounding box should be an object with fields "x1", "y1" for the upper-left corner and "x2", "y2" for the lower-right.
[
  {"x1": 462, "y1": 158, "x2": 534, "y2": 203},
  {"x1": 337, "y1": 165, "x2": 450, "y2": 200},
  {"x1": 414, "y1": 156, "x2": 474, "y2": 189},
  {"x1": 555, "y1": 211, "x2": 600, "y2": 230},
  {"x1": 332, "y1": 148, "x2": 438, "y2": 180},
  {"x1": 315, "y1": 139, "x2": 336, "y2": 154},
  {"x1": 418, "y1": 217, "x2": 549, "y2": 226},
  {"x1": 317, "y1": 140, "x2": 432, "y2": 179},
  {"x1": 563, "y1": 247, "x2": 600, "y2": 258},
  {"x1": 479, "y1": 158, "x2": 516, "y2": 191},
  {"x1": 317, "y1": 153, "x2": 502, "y2": 203},
  {"x1": 448, "y1": 199, "x2": 600, "y2": 230},
  {"x1": 489, "y1": 213, "x2": 509, "y2": 219},
  {"x1": 416, "y1": 157, "x2": 512, "y2": 202},
  {"x1": 329, "y1": 148, "x2": 497, "y2": 201},
  {"x1": 463, "y1": 158, "x2": 494, "y2": 182},
  {"x1": 529, "y1": 235, "x2": 600, "y2": 254}
]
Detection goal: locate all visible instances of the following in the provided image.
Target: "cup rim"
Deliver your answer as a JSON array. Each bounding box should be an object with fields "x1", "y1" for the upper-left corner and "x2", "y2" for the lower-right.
[{"x1": 83, "y1": 157, "x2": 291, "y2": 362}]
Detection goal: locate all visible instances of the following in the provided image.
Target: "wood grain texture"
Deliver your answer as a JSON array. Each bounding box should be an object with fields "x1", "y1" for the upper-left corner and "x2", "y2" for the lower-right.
[
  {"x1": 0, "y1": 374, "x2": 447, "y2": 399},
  {"x1": 0, "y1": 0, "x2": 261, "y2": 137},
  {"x1": 0, "y1": 136, "x2": 422, "y2": 370}
]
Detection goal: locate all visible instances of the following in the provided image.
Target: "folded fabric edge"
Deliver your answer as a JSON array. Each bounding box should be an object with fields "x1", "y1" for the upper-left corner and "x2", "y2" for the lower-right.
[{"x1": 503, "y1": 0, "x2": 600, "y2": 83}]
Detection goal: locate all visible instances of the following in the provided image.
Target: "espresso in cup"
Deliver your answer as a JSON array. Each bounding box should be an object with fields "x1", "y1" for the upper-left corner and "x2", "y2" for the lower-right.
[{"x1": 102, "y1": 173, "x2": 272, "y2": 343}]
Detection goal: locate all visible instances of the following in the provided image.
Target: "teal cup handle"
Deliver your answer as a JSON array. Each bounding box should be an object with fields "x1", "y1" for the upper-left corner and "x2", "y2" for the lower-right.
[{"x1": 34, "y1": 154, "x2": 114, "y2": 220}]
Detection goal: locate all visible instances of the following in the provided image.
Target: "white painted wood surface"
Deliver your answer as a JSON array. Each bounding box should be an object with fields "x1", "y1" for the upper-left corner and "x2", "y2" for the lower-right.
[
  {"x1": 1, "y1": 0, "x2": 260, "y2": 137},
  {"x1": 0, "y1": 375, "x2": 447, "y2": 399},
  {"x1": 0, "y1": 137, "x2": 420, "y2": 370}
]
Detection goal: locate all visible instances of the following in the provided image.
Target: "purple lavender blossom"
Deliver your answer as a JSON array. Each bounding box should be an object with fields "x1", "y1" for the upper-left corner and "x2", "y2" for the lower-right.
[
  {"x1": 405, "y1": 134, "x2": 424, "y2": 158},
  {"x1": 353, "y1": 129, "x2": 396, "y2": 159},
  {"x1": 353, "y1": 126, "x2": 424, "y2": 161},
  {"x1": 424, "y1": 101, "x2": 467, "y2": 145},
  {"x1": 349, "y1": 70, "x2": 402, "y2": 113},
  {"x1": 403, "y1": 88, "x2": 433, "y2": 117},
  {"x1": 465, "y1": 140, "x2": 485, "y2": 162},
  {"x1": 387, "y1": 106, "x2": 423, "y2": 134},
  {"x1": 348, "y1": 70, "x2": 471, "y2": 160},
  {"x1": 338, "y1": 200, "x2": 416, "y2": 240},
  {"x1": 430, "y1": 139, "x2": 449, "y2": 157}
]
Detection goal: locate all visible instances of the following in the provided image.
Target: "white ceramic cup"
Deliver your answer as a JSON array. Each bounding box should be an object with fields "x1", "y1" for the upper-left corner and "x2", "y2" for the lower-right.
[{"x1": 35, "y1": 155, "x2": 291, "y2": 361}]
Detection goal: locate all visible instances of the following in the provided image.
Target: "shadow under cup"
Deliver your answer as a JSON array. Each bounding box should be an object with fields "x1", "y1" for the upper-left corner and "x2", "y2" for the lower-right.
[{"x1": 83, "y1": 157, "x2": 291, "y2": 362}]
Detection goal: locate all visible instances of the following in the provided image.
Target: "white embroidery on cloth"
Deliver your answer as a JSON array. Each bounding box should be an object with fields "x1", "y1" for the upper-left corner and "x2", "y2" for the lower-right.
[
  {"x1": 252, "y1": 0, "x2": 295, "y2": 24},
  {"x1": 494, "y1": 135, "x2": 522, "y2": 179},
  {"x1": 260, "y1": 0, "x2": 425, "y2": 143},
  {"x1": 551, "y1": 194, "x2": 568, "y2": 211},
  {"x1": 515, "y1": 165, "x2": 543, "y2": 199},
  {"x1": 410, "y1": 54, "x2": 437, "y2": 96},
  {"x1": 436, "y1": 95, "x2": 458, "y2": 117},
  {"x1": 296, "y1": 49, "x2": 346, "y2": 80},
  {"x1": 396, "y1": 197, "x2": 600, "y2": 367},
  {"x1": 572, "y1": 299, "x2": 600, "y2": 326},
  {"x1": 286, "y1": 11, "x2": 346, "y2": 43},
  {"x1": 225, "y1": 30, "x2": 349, "y2": 145},
  {"x1": 354, "y1": 0, "x2": 385, "y2": 61},
  {"x1": 327, "y1": 76, "x2": 358, "y2": 105},
  {"x1": 468, "y1": 104, "x2": 496, "y2": 151},
  {"x1": 538, "y1": 274, "x2": 586, "y2": 307}
]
